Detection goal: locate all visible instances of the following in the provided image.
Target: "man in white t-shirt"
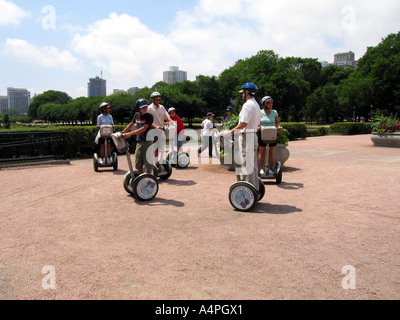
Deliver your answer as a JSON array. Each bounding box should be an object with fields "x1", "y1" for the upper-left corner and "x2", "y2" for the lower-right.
[
  {"x1": 198, "y1": 112, "x2": 214, "y2": 158},
  {"x1": 225, "y1": 82, "x2": 261, "y2": 191},
  {"x1": 147, "y1": 92, "x2": 176, "y2": 164}
]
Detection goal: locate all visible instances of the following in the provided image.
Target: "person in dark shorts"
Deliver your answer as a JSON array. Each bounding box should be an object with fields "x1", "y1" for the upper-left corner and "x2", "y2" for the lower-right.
[{"x1": 258, "y1": 96, "x2": 283, "y2": 176}]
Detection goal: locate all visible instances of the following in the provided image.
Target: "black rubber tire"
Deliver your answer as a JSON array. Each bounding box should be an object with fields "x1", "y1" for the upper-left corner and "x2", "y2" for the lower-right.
[{"x1": 229, "y1": 181, "x2": 258, "y2": 212}]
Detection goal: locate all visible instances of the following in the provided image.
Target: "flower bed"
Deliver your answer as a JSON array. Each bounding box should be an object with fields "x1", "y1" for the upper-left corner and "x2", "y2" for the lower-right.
[{"x1": 371, "y1": 116, "x2": 400, "y2": 147}]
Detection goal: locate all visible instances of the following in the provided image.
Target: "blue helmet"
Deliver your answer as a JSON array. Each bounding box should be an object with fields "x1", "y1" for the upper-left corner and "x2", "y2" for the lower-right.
[
  {"x1": 226, "y1": 106, "x2": 234, "y2": 111},
  {"x1": 136, "y1": 98, "x2": 149, "y2": 110},
  {"x1": 240, "y1": 82, "x2": 258, "y2": 95}
]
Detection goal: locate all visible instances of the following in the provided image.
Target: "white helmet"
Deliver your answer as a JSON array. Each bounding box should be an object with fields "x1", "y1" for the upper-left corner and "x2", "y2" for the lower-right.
[
  {"x1": 261, "y1": 96, "x2": 273, "y2": 106},
  {"x1": 168, "y1": 107, "x2": 176, "y2": 113},
  {"x1": 151, "y1": 92, "x2": 161, "y2": 99}
]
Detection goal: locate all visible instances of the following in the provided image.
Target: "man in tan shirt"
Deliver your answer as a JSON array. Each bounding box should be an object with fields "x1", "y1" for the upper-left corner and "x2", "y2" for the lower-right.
[{"x1": 148, "y1": 92, "x2": 176, "y2": 164}]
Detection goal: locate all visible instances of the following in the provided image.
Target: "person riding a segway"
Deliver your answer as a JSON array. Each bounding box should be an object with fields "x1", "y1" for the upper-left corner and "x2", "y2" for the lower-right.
[
  {"x1": 113, "y1": 98, "x2": 159, "y2": 201},
  {"x1": 93, "y1": 102, "x2": 118, "y2": 172},
  {"x1": 166, "y1": 107, "x2": 190, "y2": 169},
  {"x1": 258, "y1": 96, "x2": 284, "y2": 184},
  {"x1": 148, "y1": 92, "x2": 174, "y2": 179},
  {"x1": 121, "y1": 99, "x2": 154, "y2": 175},
  {"x1": 222, "y1": 82, "x2": 264, "y2": 212}
]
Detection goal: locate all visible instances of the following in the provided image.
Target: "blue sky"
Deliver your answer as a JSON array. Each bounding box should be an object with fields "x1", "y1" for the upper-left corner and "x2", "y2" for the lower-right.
[{"x1": 1, "y1": 0, "x2": 400, "y2": 99}]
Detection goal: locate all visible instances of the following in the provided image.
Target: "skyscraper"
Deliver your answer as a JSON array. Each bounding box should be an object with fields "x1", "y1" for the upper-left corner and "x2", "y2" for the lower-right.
[
  {"x1": 88, "y1": 76, "x2": 107, "y2": 97},
  {"x1": 0, "y1": 96, "x2": 8, "y2": 113},
  {"x1": 163, "y1": 66, "x2": 187, "y2": 84},
  {"x1": 7, "y1": 88, "x2": 30, "y2": 114}
]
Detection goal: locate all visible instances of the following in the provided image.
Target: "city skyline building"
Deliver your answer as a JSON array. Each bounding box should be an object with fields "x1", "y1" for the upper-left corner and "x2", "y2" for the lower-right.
[
  {"x1": 0, "y1": 96, "x2": 8, "y2": 113},
  {"x1": 163, "y1": 66, "x2": 187, "y2": 84},
  {"x1": 88, "y1": 76, "x2": 107, "y2": 97},
  {"x1": 127, "y1": 87, "x2": 140, "y2": 95},
  {"x1": 7, "y1": 88, "x2": 30, "y2": 114},
  {"x1": 333, "y1": 51, "x2": 358, "y2": 68}
]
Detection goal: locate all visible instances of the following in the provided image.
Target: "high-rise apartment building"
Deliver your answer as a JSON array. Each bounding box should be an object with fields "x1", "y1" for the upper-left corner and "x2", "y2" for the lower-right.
[
  {"x1": 127, "y1": 87, "x2": 140, "y2": 95},
  {"x1": 163, "y1": 66, "x2": 187, "y2": 84},
  {"x1": 333, "y1": 51, "x2": 357, "y2": 68},
  {"x1": 0, "y1": 96, "x2": 8, "y2": 113},
  {"x1": 88, "y1": 76, "x2": 107, "y2": 97},
  {"x1": 7, "y1": 88, "x2": 30, "y2": 114}
]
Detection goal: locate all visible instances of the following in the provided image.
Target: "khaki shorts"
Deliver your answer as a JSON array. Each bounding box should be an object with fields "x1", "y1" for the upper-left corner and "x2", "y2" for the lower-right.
[{"x1": 135, "y1": 141, "x2": 153, "y2": 171}]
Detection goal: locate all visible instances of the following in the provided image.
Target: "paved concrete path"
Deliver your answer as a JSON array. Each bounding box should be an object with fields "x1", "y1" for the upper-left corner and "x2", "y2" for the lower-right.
[{"x1": 1, "y1": 134, "x2": 399, "y2": 300}]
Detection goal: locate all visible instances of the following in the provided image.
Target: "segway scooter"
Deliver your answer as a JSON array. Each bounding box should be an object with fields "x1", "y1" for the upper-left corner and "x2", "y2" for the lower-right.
[
  {"x1": 111, "y1": 132, "x2": 159, "y2": 201},
  {"x1": 259, "y1": 126, "x2": 283, "y2": 184},
  {"x1": 224, "y1": 132, "x2": 265, "y2": 212},
  {"x1": 93, "y1": 125, "x2": 118, "y2": 172},
  {"x1": 164, "y1": 123, "x2": 190, "y2": 169}
]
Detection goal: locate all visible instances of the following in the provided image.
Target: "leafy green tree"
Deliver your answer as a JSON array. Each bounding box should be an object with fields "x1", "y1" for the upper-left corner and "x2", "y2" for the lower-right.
[
  {"x1": 28, "y1": 90, "x2": 72, "y2": 119},
  {"x1": 357, "y1": 32, "x2": 400, "y2": 115},
  {"x1": 337, "y1": 73, "x2": 373, "y2": 120},
  {"x1": 3, "y1": 114, "x2": 11, "y2": 129},
  {"x1": 320, "y1": 65, "x2": 354, "y2": 86}
]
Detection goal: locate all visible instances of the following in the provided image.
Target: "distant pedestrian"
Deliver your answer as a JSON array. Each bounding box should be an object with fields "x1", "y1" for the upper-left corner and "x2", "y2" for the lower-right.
[
  {"x1": 198, "y1": 112, "x2": 214, "y2": 158},
  {"x1": 224, "y1": 106, "x2": 234, "y2": 123}
]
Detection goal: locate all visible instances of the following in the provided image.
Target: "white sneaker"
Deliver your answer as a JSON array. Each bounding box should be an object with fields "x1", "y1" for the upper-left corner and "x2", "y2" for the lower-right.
[
  {"x1": 260, "y1": 169, "x2": 265, "y2": 176},
  {"x1": 269, "y1": 170, "x2": 275, "y2": 175}
]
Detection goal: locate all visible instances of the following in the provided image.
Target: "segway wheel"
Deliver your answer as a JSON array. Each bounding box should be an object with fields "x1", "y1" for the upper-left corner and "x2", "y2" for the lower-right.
[
  {"x1": 123, "y1": 172, "x2": 134, "y2": 195},
  {"x1": 131, "y1": 174, "x2": 159, "y2": 201},
  {"x1": 154, "y1": 161, "x2": 173, "y2": 180},
  {"x1": 229, "y1": 181, "x2": 258, "y2": 212},
  {"x1": 276, "y1": 162, "x2": 283, "y2": 184},
  {"x1": 258, "y1": 177, "x2": 265, "y2": 201},
  {"x1": 93, "y1": 154, "x2": 99, "y2": 172},
  {"x1": 167, "y1": 151, "x2": 178, "y2": 167},
  {"x1": 124, "y1": 171, "x2": 140, "y2": 195},
  {"x1": 113, "y1": 153, "x2": 118, "y2": 171},
  {"x1": 177, "y1": 152, "x2": 190, "y2": 169}
]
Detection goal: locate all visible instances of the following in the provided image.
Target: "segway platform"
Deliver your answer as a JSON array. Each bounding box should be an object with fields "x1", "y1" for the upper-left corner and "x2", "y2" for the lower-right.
[
  {"x1": 260, "y1": 162, "x2": 283, "y2": 184},
  {"x1": 259, "y1": 126, "x2": 283, "y2": 184}
]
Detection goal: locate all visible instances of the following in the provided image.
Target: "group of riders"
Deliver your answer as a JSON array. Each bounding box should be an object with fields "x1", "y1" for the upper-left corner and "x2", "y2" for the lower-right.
[{"x1": 95, "y1": 83, "x2": 283, "y2": 188}]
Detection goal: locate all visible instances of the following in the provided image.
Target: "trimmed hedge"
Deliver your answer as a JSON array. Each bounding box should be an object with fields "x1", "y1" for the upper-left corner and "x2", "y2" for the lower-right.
[
  {"x1": 51, "y1": 125, "x2": 133, "y2": 159},
  {"x1": 281, "y1": 122, "x2": 307, "y2": 140},
  {"x1": 307, "y1": 127, "x2": 332, "y2": 137},
  {"x1": 330, "y1": 122, "x2": 373, "y2": 135}
]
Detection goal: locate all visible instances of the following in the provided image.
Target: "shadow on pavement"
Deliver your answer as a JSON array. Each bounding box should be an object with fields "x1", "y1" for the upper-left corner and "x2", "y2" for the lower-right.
[
  {"x1": 132, "y1": 197, "x2": 185, "y2": 208},
  {"x1": 251, "y1": 203, "x2": 303, "y2": 215}
]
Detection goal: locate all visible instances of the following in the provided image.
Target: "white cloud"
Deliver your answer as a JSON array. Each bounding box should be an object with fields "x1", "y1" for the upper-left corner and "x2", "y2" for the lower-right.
[
  {"x1": 170, "y1": 0, "x2": 400, "y2": 70},
  {"x1": 0, "y1": 0, "x2": 30, "y2": 26},
  {"x1": 71, "y1": 13, "x2": 180, "y2": 88},
  {"x1": 4, "y1": 38, "x2": 83, "y2": 72},
  {"x1": 66, "y1": 0, "x2": 400, "y2": 90}
]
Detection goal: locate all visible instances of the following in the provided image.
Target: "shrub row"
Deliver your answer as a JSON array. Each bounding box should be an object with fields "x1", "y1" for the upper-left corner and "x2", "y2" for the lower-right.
[
  {"x1": 330, "y1": 122, "x2": 373, "y2": 135},
  {"x1": 51, "y1": 126, "x2": 130, "y2": 159},
  {"x1": 307, "y1": 127, "x2": 332, "y2": 137},
  {"x1": 281, "y1": 122, "x2": 307, "y2": 140}
]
